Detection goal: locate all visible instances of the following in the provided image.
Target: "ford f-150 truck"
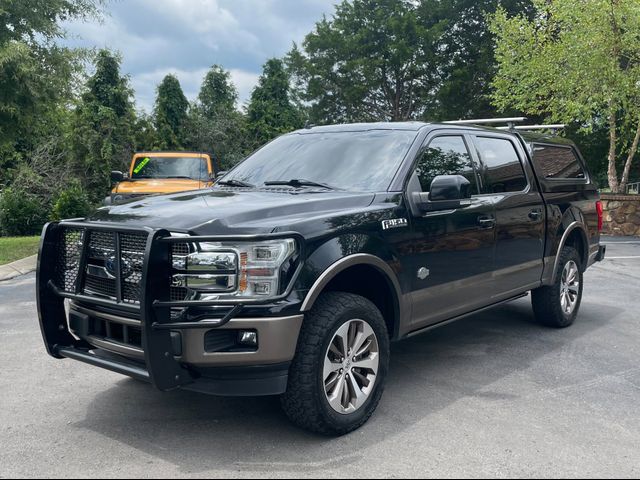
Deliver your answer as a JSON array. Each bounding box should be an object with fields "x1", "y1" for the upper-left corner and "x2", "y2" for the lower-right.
[{"x1": 37, "y1": 120, "x2": 606, "y2": 436}]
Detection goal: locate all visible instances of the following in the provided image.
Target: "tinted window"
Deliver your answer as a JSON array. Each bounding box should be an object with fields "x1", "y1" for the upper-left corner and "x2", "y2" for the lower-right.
[
  {"x1": 474, "y1": 137, "x2": 528, "y2": 193},
  {"x1": 532, "y1": 145, "x2": 585, "y2": 180},
  {"x1": 415, "y1": 136, "x2": 478, "y2": 193},
  {"x1": 224, "y1": 130, "x2": 417, "y2": 192}
]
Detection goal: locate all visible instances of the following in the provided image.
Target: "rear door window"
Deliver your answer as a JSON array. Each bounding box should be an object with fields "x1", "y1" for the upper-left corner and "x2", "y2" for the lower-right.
[
  {"x1": 531, "y1": 145, "x2": 586, "y2": 180},
  {"x1": 473, "y1": 136, "x2": 528, "y2": 193}
]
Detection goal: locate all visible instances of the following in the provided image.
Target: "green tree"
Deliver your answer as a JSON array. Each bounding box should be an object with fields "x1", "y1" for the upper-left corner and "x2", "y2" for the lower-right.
[
  {"x1": 0, "y1": 0, "x2": 102, "y2": 185},
  {"x1": 424, "y1": 0, "x2": 533, "y2": 120},
  {"x1": 133, "y1": 112, "x2": 160, "y2": 151},
  {"x1": 198, "y1": 65, "x2": 238, "y2": 118},
  {"x1": 51, "y1": 180, "x2": 91, "y2": 221},
  {"x1": 490, "y1": 0, "x2": 640, "y2": 193},
  {"x1": 71, "y1": 50, "x2": 136, "y2": 202},
  {"x1": 185, "y1": 65, "x2": 249, "y2": 168},
  {"x1": 246, "y1": 58, "x2": 302, "y2": 145},
  {"x1": 287, "y1": 0, "x2": 446, "y2": 123},
  {"x1": 0, "y1": 0, "x2": 102, "y2": 44},
  {"x1": 154, "y1": 74, "x2": 189, "y2": 150}
]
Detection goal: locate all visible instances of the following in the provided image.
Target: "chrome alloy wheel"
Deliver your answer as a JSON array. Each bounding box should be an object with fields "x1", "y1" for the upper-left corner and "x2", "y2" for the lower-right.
[
  {"x1": 560, "y1": 260, "x2": 580, "y2": 315},
  {"x1": 323, "y1": 319, "x2": 380, "y2": 415}
]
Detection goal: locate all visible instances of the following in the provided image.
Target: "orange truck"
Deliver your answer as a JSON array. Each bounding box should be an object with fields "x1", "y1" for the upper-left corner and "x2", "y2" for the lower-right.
[{"x1": 106, "y1": 152, "x2": 217, "y2": 205}]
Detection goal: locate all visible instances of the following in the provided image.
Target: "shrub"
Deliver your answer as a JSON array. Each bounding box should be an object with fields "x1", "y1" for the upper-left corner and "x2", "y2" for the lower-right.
[
  {"x1": 0, "y1": 187, "x2": 49, "y2": 236},
  {"x1": 51, "y1": 182, "x2": 92, "y2": 221}
]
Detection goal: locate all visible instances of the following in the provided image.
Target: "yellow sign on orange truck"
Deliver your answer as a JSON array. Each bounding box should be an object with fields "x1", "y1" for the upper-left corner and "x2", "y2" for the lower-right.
[{"x1": 106, "y1": 152, "x2": 216, "y2": 205}]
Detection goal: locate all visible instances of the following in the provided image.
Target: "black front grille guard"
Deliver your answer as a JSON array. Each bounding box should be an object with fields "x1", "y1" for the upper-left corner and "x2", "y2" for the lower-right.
[{"x1": 37, "y1": 221, "x2": 306, "y2": 391}]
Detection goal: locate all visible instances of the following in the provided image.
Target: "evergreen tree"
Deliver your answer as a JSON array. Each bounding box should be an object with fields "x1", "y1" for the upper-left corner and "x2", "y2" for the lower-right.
[
  {"x1": 185, "y1": 65, "x2": 249, "y2": 169},
  {"x1": 198, "y1": 65, "x2": 238, "y2": 118},
  {"x1": 133, "y1": 112, "x2": 160, "y2": 152},
  {"x1": 154, "y1": 74, "x2": 189, "y2": 150},
  {"x1": 246, "y1": 58, "x2": 302, "y2": 146},
  {"x1": 71, "y1": 50, "x2": 136, "y2": 202}
]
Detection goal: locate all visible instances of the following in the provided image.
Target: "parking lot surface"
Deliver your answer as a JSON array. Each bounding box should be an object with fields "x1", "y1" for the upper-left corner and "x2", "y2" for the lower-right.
[{"x1": 1, "y1": 238, "x2": 639, "y2": 478}]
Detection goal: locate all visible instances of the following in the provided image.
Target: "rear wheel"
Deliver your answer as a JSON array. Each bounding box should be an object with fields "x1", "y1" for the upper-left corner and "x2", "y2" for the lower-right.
[
  {"x1": 532, "y1": 246, "x2": 583, "y2": 328},
  {"x1": 281, "y1": 292, "x2": 390, "y2": 436}
]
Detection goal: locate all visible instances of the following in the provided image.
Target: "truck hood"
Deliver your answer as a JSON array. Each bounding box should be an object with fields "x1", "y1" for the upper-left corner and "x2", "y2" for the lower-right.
[
  {"x1": 113, "y1": 178, "x2": 206, "y2": 195},
  {"x1": 89, "y1": 188, "x2": 376, "y2": 235}
]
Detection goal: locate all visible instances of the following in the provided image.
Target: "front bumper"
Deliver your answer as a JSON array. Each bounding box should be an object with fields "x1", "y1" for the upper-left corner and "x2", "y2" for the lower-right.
[
  {"x1": 36, "y1": 221, "x2": 305, "y2": 396},
  {"x1": 68, "y1": 303, "x2": 303, "y2": 368}
]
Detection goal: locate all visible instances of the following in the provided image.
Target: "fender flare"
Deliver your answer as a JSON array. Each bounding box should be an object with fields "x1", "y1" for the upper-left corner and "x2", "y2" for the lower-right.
[
  {"x1": 300, "y1": 254, "x2": 406, "y2": 338},
  {"x1": 550, "y1": 221, "x2": 589, "y2": 284}
]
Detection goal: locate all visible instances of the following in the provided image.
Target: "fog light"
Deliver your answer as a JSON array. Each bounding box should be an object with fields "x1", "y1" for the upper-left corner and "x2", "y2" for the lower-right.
[{"x1": 238, "y1": 331, "x2": 258, "y2": 347}]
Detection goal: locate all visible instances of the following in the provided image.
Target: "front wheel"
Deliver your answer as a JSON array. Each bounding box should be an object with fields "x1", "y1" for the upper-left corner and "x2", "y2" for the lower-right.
[
  {"x1": 532, "y1": 246, "x2": 583, "y2": 328},
  {"x1": 281, "y1": 292, "x2": 390, "y2": 436}
]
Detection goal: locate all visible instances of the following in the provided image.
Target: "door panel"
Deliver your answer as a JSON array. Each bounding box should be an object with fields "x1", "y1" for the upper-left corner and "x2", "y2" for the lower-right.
[
  {"x1": 402, "y1": 132, "x2": 497, "y2": 332},
  {"x1": 404, "y1": 196, "x2": 497, "y2": 331},
  {"x1": 471, "y1": 134, "x2": 545, "y2": 291}
]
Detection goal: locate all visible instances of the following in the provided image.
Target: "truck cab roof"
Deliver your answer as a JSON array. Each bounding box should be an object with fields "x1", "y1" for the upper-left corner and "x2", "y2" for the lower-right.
[{"x1": 294, "y1": 121, "x2": 578, "y2": 147}]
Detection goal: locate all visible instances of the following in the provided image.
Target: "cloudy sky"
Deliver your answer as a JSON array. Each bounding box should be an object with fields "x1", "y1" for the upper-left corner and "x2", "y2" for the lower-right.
[{"x1": 62, "y1": 0, "x2": 337, "y2": 112}]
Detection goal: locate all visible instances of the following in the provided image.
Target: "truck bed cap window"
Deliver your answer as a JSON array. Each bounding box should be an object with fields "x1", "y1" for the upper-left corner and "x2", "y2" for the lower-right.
[{"x1": 532, "y1": 144, "x2": 586, "y2": 180}]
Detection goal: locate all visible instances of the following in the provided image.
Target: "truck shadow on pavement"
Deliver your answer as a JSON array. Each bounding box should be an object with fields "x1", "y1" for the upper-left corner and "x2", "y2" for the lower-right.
[{"x1": 75, "y1": 297, "x2": 619, "y2": 475}]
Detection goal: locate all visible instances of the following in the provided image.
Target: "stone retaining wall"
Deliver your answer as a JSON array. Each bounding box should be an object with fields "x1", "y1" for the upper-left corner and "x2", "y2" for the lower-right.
[{"x1": 601, "y1": 194, "x2": 640, "y2": 236}]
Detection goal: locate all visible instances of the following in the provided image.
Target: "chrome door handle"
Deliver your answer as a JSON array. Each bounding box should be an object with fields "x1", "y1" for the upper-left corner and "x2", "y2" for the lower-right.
[
  {"x1": 528, "y1": 210, "x2": 542, "y2": 221},
  {"x1": 478, "y1": 216, "x2": 496, "y2": 228}
]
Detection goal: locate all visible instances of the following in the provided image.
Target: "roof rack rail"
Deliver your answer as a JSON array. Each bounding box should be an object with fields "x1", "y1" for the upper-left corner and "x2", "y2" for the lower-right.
[
  {"x1": 497, "y1": 124, "x2": 566, "y2": 132},
  {"x1": 443, "y1": 117, "x2": 527, "y2": 126}
]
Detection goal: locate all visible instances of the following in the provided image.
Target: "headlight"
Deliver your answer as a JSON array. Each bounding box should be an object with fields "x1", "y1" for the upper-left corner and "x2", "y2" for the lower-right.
[{"x1": 171, "y1": 238, "x2": 297, "y2": 300}]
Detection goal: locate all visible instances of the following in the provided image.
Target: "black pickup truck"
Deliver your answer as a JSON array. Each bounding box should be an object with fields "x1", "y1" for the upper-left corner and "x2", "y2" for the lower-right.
[{"x1": 37, "y1": 121, "x2": 606, "y2": 435}]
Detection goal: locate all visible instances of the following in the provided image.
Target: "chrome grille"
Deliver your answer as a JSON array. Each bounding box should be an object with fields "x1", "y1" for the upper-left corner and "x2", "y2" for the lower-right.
[{"x1": 54, "y1": 226, "x2": 149, "y2": 305}]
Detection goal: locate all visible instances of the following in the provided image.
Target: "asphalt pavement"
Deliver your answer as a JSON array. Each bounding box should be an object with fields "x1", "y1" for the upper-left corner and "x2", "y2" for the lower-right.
[{"x1": 1, "y1": 238, "x2": 639, "y2": 478}]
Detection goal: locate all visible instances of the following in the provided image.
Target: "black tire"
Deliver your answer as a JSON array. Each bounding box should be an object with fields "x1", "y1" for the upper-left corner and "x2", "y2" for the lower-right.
[
  {"x1": 532, "y1": 246, "x2": 584, "y2": 328},
  {"x1": 281, "y1": 292, "x2": 390, "y2": 436}
]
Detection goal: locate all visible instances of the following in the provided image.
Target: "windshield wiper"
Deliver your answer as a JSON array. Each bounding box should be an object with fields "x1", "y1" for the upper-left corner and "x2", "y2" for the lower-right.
[
  {"x1": 264, "y1": 179, "x2": 338, "y2": 190},
  {"x1": 217, "y1": 178, "x2": 255, "y2": 188}
]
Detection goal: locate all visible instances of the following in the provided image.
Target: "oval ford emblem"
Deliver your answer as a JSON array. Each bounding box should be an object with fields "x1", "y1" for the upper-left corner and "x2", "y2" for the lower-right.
[{"x1": 106, "y1": 256, "x2": 133, "y2": 279}]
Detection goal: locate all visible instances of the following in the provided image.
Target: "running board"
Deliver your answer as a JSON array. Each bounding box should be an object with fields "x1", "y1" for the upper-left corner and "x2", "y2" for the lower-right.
[{"x1": 406, "y1": 293, "x2": 529, "y2": 338}]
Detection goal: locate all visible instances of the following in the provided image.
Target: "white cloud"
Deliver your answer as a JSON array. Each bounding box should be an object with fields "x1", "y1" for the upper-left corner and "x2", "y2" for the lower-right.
[
  {"x1": 61, "y1": 0, "x2": 336, "y2": 111},
  {"x1": 229, "y1": 69, "x2": 261, "y2": 108}
]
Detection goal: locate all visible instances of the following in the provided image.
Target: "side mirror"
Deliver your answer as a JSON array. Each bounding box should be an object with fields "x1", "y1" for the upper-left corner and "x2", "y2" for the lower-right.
[
  {"x1": 111, "y1": 171, "x2": 124, "y2": 183},
  {"x1": 413, "y1": 175, "x2": 472, "y2": 212},
  {"x1": 429, "y1": 175, "x2": 472, "y2": 202},
  {"x1": 215, "y1": 170, "x2": 228, "y2": 180}
]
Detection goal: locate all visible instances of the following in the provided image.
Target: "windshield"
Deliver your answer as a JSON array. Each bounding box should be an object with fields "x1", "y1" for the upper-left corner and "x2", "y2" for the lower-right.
[
  {"x1": 131, "y1": 156, "x2": 209, "y2": 180},
  {"x1": 224, "y1": 130, "x2": 417, "y2": 192}
]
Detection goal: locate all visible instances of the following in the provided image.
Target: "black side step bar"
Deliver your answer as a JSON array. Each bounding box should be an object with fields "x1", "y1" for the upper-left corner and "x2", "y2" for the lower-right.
[{"x1": 55, "y1": 347, "x2": 151, "y2": 382}]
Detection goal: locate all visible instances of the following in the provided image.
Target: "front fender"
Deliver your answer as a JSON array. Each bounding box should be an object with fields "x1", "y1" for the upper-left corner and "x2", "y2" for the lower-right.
[{"x1": 292, "y1": 234, "x2": 408, "y2": 338}]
